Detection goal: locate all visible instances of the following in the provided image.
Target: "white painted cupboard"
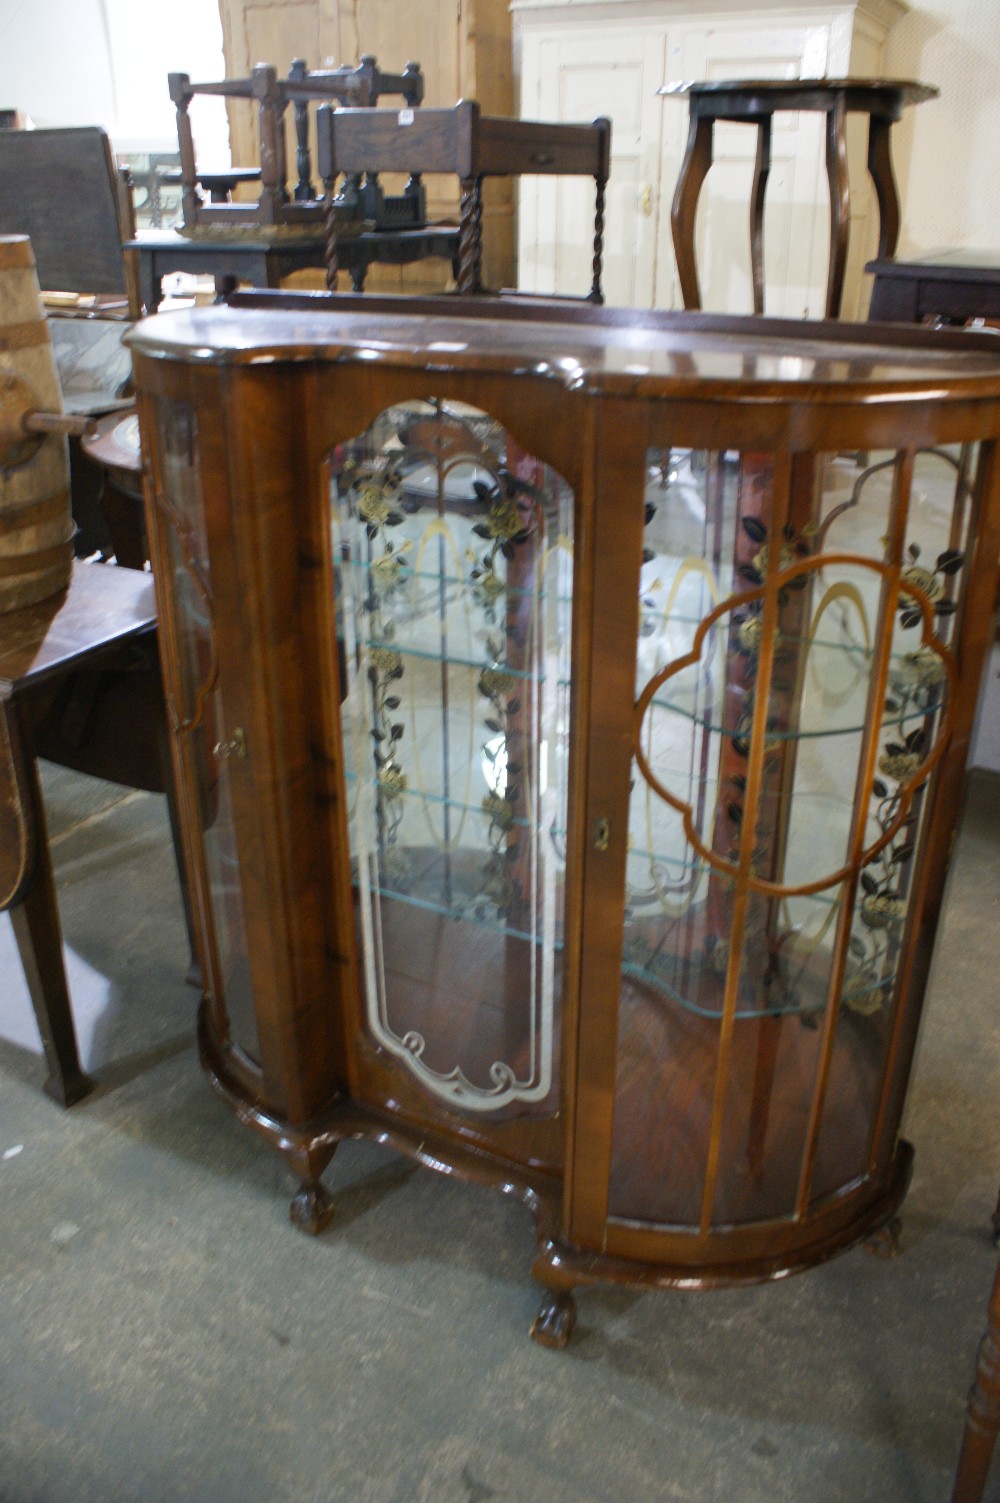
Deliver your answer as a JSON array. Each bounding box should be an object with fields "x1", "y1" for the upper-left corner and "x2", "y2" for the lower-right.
[{"x1": 514, "y1": 0, "x2": 910, "y2": 317}]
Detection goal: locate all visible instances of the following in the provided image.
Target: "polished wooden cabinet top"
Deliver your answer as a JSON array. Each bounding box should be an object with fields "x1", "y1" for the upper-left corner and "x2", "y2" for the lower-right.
[{"x1": 128, "y1": 296, "x2": 1000, "y2": 405}]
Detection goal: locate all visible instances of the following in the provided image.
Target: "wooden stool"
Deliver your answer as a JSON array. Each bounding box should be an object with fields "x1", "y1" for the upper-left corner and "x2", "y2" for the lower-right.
[
  {"x1": 1, "y1": 561, "x2": 192, "y2": 1105},
  {"x1": 868, "y1": 249, "x2": 1000, "y2": 325},
  {"x1": 662, "y1": 78, "x2": 936, "y2": 317}
]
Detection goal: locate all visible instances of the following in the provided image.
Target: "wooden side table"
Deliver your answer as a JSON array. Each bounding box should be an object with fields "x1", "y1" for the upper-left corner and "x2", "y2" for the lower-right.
[
  {"x1": 79, "y1": 410, "x2": 146, "y2": 568},
  {"x1": 661, "y1": 78, "x2": 937, "y2": 317},
  {"x1": 868, "y1": 250, "x2": 1000, "y2": 325},
  {"x1": 0, "y1": 562, "x2": 189, "y2": 1105}
]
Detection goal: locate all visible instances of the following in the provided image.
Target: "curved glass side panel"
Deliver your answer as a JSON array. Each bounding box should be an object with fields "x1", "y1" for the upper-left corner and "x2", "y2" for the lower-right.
[
  {"x1": 330, "y1": 401, "x2": 573, "y2": 1116},
  {"x1": 609, "y1": 444, "x2": 969, "y2": 1228},
  {"x1": 153, "y1": 397, "x2": 259, "y2": 1064}
]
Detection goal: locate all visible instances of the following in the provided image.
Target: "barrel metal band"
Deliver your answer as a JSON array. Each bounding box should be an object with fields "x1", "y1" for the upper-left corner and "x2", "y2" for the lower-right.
[
  {"x1": 0, "y1": 537, "x2": 74, "y2": 576},
  {"x1": 0, "y1": 320, "x2": 49, "y2": 353},
  {"x1": 1, "y1": 488, "x2": 71, "y2": 531}
]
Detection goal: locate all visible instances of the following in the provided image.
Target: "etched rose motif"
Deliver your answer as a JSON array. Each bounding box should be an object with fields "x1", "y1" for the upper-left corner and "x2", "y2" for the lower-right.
[
  {"x1": 479, "y1": 667, "x2": 517, "y2": 700},
  {"x1": 877, "y1": 749, "x2": 921, "y2": 782},
  {"x1": 477, "y1": 569, "x2": 505, "y2": 605},
  {"x1": 371, "y1": 552, "x2": 403, "y2": 589},
  {"x1": 750, "y1": 541, "x2": 796, "y2": 577},
  {"x1": 860, "y1": 893, "x2": 906, "y2": 930},
  {"x1": 895, "y1": 647, "x2": 947, "y2": 690},
  {"x1": 486, "y1": 498, "x2": 523, "y2": 541},
  {"x1": 377, "y1": 764, "x2": 408, "y2": 799},
  {"x1": 709, "y1": 939, "x2": 730, "y2": 975},
  {"x1": 737, "y1": 614, "x2": 763, "y2": 653},
  {"x1": 482, "y1": 792, "x2": 514, "y2": 828},
  {"x1": 843, "y1": 971, "x2": 884, "y2": 1015},
  {"x1": 369, "y1": 646, "x2": 403, "y2": 675},
  {"x1": 900, "y1": 564, "x2": 944, "y2": 607},
  {"x1": 358, "y1": 486, "x2": 392, "y2": 526}
]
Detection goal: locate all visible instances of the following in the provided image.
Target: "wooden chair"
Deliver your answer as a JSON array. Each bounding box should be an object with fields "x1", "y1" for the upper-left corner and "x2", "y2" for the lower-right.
[
  {"x1": 0, "y1": 126, "x2": 139, "y2": 319},
  {"x1": 316, "y1": 99, "x2": 611, "y2": 301},
  {"x1": 0, "y1": 126, "x2": 142, "y2": 557},
  {"x1": 168, "y1": 58, "x2": 425, "y2": 232}
]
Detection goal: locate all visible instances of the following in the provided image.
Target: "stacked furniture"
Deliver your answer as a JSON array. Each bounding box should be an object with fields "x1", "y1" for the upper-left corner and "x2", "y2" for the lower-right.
[{"x1": 316, "y1": 100, "x2": 610, "y2": 298}]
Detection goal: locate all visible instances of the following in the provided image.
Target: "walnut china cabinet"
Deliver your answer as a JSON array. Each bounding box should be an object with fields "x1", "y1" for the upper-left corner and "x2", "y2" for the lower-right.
[{"x1": 131, "y1": 296, "x2": 1000, "y2": 1345}]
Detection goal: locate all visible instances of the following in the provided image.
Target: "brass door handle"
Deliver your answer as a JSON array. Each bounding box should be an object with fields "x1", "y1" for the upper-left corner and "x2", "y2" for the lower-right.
[{"x1": 641, "y1": 184, "x2": 653, "y2": 217}]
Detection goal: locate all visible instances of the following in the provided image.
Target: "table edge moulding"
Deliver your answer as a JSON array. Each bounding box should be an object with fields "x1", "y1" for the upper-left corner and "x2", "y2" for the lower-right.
[{"x1": 128, "y1": 293, "x2": 1000, "y2": 1347}]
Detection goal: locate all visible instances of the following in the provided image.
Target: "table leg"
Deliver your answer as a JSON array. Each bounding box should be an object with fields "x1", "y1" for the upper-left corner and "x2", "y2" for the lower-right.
[
  {"x1": 824, "y1": 98, "x2": 850, "y2": 319},
  {"x1": 3, "y1": 703, "x2": 93, "y2": 1107},
  {"x1": 749, "y1": 116, "x2": 773, "y2": 315},
  {"x1": 139, "y1": 252, "x2": 163, "y2": 315},
  {"x1": 867, "y1": 114, "x2": 902, "y2": 261},
  {"x1": 952, "y1": 1253, "x2": 1000, "y2": 1503},
  {"x1": 671, "y1": 114, "x2": 714, "y2": 311}
]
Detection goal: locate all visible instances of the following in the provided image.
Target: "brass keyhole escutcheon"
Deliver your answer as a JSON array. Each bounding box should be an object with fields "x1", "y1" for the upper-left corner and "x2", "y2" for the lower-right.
[{"x1": 594, "y1": 817, "x2": 610, "y2": 852}]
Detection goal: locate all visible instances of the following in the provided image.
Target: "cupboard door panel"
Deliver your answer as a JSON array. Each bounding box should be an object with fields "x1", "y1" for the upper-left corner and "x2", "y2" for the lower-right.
[{"x1": 519, "y1": 27, "x2": 666, "y2": 307}]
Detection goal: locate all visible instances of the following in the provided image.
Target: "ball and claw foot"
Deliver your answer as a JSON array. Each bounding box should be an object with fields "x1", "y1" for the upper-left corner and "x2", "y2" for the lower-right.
[
  {"x1": 864, "y1": 1215, "x2": 902, "y2": 1259},
  {"x1": 530, "y1": 1289, "x2": 577, "y2": 1349},
  {"x1": 289, "y1": 1181, "x2": 335, "y2": 1236}
]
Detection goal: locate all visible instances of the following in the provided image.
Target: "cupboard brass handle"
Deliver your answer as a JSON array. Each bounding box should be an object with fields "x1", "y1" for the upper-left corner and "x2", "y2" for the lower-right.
[
  {"x1": 214, "y1": 727, "x2": 247, "y2": 760},
  {"x1": 594, "y1": 817, "x2": 610, "y2": 852},
  {"x1": 641, "y1": 184, "x2": 653, "y2": 217}
]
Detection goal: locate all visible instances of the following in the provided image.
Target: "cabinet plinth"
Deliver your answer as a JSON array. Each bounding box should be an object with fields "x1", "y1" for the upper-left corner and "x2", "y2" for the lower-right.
[{"x1": 130, "y1": 295, "x2": 1000, "y2": 1341}]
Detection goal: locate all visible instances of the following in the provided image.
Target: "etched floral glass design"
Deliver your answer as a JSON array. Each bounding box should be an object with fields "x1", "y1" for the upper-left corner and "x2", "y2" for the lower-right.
[
  {"x1": 610, "y1": 443, "x2": 972, "y2": 1227},
  {"x1": 330, "y1": 401, "x2": 573, "y2": 1114}
]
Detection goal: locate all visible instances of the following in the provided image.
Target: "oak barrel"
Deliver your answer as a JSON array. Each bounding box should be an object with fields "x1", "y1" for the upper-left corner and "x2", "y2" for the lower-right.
[{"x1": 0, "y1": 235, "x2": 73, "y2": 612}]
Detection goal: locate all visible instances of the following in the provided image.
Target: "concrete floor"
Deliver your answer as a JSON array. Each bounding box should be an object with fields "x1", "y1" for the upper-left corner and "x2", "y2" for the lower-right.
[{"x1": 0, "y1": 762, "x2": 998, "y2": 1503}]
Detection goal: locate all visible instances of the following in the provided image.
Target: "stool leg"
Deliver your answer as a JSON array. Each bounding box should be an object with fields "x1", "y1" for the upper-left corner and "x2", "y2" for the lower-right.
[
  {"x1": 867, "y1": 114, "x2": 902, "y2": 262},
  {"x1": 749, "y1": 117, "x2": 772, "y2": 315},
  {"x1": 9, "y1": 753, "x2": 93, "y2": 1107},
  {"x1": 824, "y1": 97, "x2": 850, "y2": 319},
  {"x1": 953, "y1": 1254, "x2": 1000, "y2": 1503},
  {"x1": 671, "y1": 113, "x2": 714, "y2": 311}
]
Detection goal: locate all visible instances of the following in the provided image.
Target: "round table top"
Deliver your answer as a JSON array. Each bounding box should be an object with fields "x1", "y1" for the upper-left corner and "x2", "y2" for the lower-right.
[{"x1": 80, "y1": 409, "x2": 142, "y2": 474}]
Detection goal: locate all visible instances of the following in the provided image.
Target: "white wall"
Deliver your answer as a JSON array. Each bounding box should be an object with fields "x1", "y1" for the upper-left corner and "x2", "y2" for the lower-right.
[
  {"x1": 886, "y1": 0, "x2": 1000, "y2": 254},
  {"x1": 0, "y1": 0, "x2": 229, "y2": 159}
]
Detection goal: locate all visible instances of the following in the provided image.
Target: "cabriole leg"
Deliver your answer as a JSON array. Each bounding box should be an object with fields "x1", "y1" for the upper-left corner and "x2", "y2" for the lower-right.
[
  {"x1": 530, "y1": 1287, "x2": 577, "y2": 1349},
  {"x1": 283, "y1": 1140, "x2": 338, "y2": 1236}
]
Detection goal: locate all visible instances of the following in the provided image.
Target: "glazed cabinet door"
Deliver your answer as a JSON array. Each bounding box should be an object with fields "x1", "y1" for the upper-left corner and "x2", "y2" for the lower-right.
[
  {"x1": 139, "y1": 360, "x2": 347, "y2": 1127},
  {"x1": 567, "y1": 421, "x2": 997, "y2": 1272},
  {"x1": 316, "y1": 375, "x2": 583, "y2": 1170},
  {"x1": 139, "y1": 375, "x2": 261, "y2": 1085}
]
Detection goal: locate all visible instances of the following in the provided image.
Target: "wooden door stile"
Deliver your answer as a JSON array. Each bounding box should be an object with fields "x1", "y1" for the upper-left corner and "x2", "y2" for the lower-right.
[
  {"x1": 794, "y1": 449, "x2": 915, "y2": 1218},
  {"x1": 567, "y1": 396, "x2": 649, "y2": 1253}
]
